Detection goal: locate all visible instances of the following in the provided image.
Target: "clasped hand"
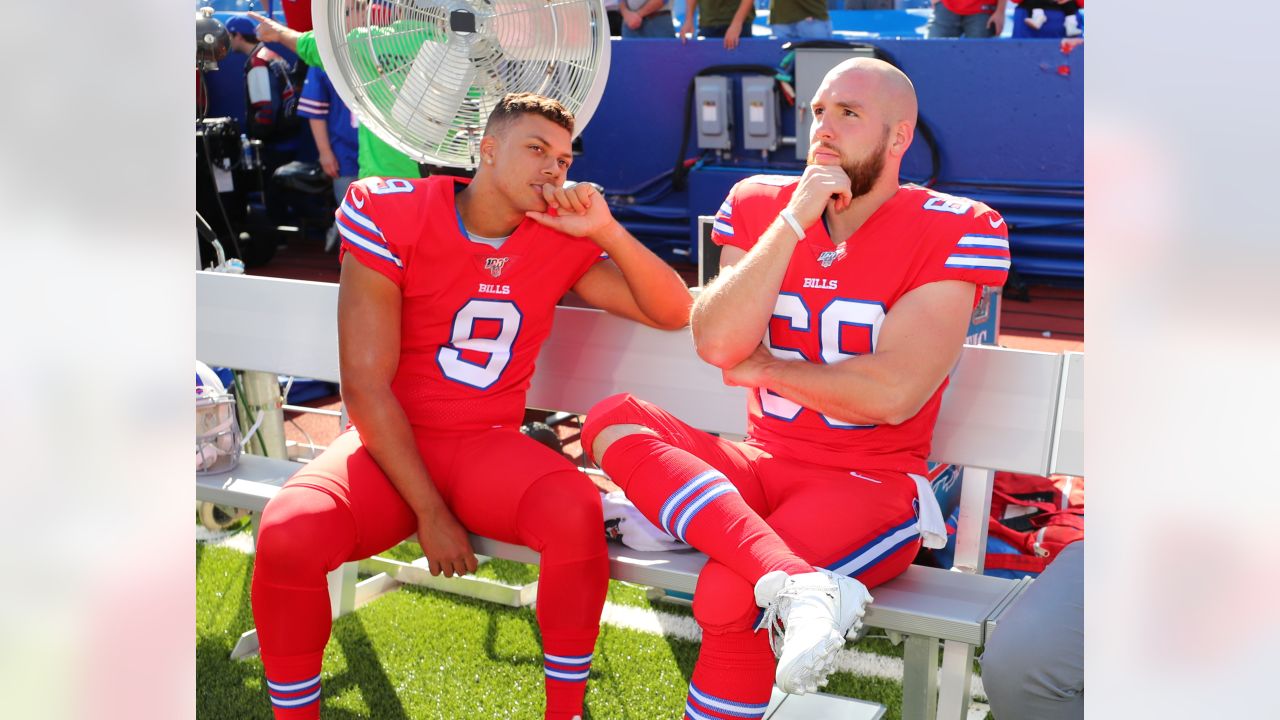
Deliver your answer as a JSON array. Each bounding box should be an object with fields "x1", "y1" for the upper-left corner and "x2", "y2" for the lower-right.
[{"x1": 525, "y1": 182, "x2": 616, "y2": 240}]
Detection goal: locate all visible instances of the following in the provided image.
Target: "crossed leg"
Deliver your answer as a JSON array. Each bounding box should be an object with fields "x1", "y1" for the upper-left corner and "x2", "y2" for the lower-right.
[{"x1": 583, "y1": 393, "x2": 918, "y2": 708}]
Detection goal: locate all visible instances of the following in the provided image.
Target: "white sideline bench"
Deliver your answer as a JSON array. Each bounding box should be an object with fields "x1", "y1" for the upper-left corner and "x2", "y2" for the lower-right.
[{"x1": 196, "y1": 271, "x2": 1082, "y2": 720}]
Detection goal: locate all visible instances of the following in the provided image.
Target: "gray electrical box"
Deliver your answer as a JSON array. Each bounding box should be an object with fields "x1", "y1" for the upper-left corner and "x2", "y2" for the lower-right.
[
  {"x1": 793, "y1": 47, "x2": 877, "y2": 161},
  {"x1": 694, "y1": 76, "x2": 733, "y2": 151},
  {"x1": 741, "y1": 76, "x2": 779, "y2": 152}
]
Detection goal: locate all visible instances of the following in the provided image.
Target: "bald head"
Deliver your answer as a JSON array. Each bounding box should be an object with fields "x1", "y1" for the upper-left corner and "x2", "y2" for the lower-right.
[{"x1": 821, "y1": 57, "x2": 918, "y2": 130}]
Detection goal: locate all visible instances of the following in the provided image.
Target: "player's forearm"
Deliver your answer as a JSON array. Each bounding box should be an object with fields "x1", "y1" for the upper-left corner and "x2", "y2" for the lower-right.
[
  {"x1": 731, "y1": 0, "x2": 754, "y2": 25},
  {"x1": 591, "y1": 222, "x2": 692, "y2": 329},
  {"x1": 760, "y1": 352, "x2": 938, "y2": 427},
  {"x1": 309, "y1": 119, "x2": 332, "y2": 153},
  {"x1": 342, "y1": 383, "x2": 450, "y2": 521},
  {"x1": 691, "y1": 220, "x2": 798, "y2": 368}
]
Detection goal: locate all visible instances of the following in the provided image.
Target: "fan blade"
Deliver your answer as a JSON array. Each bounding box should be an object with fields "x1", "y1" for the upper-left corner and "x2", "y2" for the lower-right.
[{"x1": 390, "y1": 33, "x2": 478, "y2": 153}]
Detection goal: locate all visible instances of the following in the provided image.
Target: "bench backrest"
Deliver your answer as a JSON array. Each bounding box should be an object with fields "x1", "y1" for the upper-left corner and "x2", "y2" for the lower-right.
[
  {"x1": 1051, "y1": 351, "x2": 1084, "y2": 477},
  {"x1": 196, "y1": 271, "x2": 1073, "y2": 477},
  {"x1": 197, "y1": 272, "x2": 341, "y2": 383}
]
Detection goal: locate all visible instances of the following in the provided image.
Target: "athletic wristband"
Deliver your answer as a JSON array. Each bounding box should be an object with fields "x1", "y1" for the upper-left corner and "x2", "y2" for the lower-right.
[{"x1": 778, "y1": 209, "x2": 806, "y2": 240}]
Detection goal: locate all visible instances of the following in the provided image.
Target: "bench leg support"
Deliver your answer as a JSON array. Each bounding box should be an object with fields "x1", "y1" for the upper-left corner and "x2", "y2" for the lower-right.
[
  {"x1": 936, "y1": 639, "x2": 975, "y2": 720},
  {"x1": 901, "y1": 634, "x2": 938, "y2": 720},
  {"x1": 328, "y1": 561, "x2": 359, "y2": 618},
  {"x1": 229, "y1": 629, "x2": 260, "y2": 660}
]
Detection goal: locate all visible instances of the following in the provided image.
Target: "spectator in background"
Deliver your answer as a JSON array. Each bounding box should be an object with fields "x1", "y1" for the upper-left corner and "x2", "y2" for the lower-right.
[
  {"x1": 1016, "y1": 0, "x2": 1081, "y2": 37},
  {"x1": 298, "y1": 67, "x2": 359, "y2": 252},
  {"x1": 769, "y1": 0, "x2": 835, "y2": 41},
  {"x1": 225, "y1": 14, "x2": 305, "y2": 238},
  {"x1": 248, "y1": 12, "x2": 423, "y2": 181},
  {"x1": 927, "y1": 0, "x2": 1007, "y2": 38},
  {"x1": 679, "y1": 0, "x2": 756, "y2": 50},
  {"x1": 225, "y1": 14, "x2": 301, "y2": 164},
  {"x1": 621, "y1": 0, "x2": 676, "y2": 37}
]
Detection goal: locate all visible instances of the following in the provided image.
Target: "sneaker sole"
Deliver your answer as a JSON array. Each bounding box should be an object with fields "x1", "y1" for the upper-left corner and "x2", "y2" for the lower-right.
[{"x1": 778, "y1": 632, "x2": 845, "y2": 695}]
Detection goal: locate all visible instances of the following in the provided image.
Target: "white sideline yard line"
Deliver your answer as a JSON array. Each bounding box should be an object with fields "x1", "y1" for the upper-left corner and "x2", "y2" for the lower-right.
[
  {"x1": 196, "y1": 525, "x2": 256, "y2": 553},
  {"x1": 197, "y1": 536, "x2": 987, "y2": 701},
  {"x1": 600, "y1": 601, "x2": 987, "y2": 702}
]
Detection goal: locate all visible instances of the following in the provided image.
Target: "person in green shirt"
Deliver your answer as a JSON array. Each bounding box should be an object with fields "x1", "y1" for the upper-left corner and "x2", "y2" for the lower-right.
[
  {"x1": 678, "y1": 0, "x2": 832, "y2": 49},
  {"x1": 248, "y1": 11, "x2": 421, "y2": 180},
  {"x1": 679, "y1": 0, "x2": 757, "y2": 49},
  {"x1": 767, "y1": 0, "x2": 835, "y2": 41}
]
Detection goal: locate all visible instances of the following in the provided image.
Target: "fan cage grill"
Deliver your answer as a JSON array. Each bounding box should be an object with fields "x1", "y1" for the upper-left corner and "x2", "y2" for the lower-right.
[{"x1": 320, "y1": 0, "x2": 609, "y2": 169}]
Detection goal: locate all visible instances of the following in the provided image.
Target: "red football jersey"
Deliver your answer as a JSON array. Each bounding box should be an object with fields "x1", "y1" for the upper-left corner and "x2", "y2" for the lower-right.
[
  {"x1": 337, "y1": 176, "x2": 603, "y2": 432},
  {"x1": 711, "y1": 176, "x2": 1010, "y2": 474}
]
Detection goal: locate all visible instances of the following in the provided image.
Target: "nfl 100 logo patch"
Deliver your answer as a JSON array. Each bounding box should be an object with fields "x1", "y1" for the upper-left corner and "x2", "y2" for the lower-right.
[
  {"x1": 484, "y1": 257, "x2": 509, "y2": 277},
  {"x1": 817, "y1": 245, "x2": 847, "y2": 268}
]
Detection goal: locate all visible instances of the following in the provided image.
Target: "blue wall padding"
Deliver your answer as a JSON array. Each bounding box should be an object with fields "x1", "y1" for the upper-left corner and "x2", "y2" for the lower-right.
[{"x1": 201, "y1": 33, "x2": 1083, "y2": 279}]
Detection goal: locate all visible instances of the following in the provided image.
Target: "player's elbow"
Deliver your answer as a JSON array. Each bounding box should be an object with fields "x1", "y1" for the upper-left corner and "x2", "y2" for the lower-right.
[
  {"x1": 647, "y1": 301, "x2": 692, "y2": 331},
  {"x1": 690, "y1": 315, "x2": 752, "y2": 369},
  {"x1": 872, "y1": 388, "x2": 928, "y2": 427},
  {"x1": 694, "y1": 336, "x2": 748, "y2": 370},
  {"x1": 337, "y1": 370, "x2": 392, "y2": 416}
]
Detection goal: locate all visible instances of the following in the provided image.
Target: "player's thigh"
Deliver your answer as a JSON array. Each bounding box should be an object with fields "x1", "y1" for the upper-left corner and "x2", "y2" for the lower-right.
[
  {"x1": 441, "y1": 429, "x2": 597, "y2": 544},
  {"x1": 587, "y1": 392, "x2": 769, "y2": 511},
  {"x1": 276, "y1": 428, "x2": 419, "y2": 559},
  {"x1": 762, "y1": 461, "x2": 922, "y2": 589}
]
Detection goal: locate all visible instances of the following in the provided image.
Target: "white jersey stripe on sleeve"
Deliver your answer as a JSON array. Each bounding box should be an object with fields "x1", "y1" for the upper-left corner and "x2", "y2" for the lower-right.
[
  {"x1": 338, "y1": 225, "x2": 403, "y2": 268},
  {"x1": 944, "y1": 255, "x2": 1011, "y2": 270},
  {"x1": 956, "y1": 234, "x2": 1009, "y2": 250},
  {"x1": 338, "y1": 202, "x2": 388, "y2": 242}
]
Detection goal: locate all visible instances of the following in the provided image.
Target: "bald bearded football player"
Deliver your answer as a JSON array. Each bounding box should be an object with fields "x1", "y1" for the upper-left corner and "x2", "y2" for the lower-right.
[{"x1": 580, "y1": 58, "x2": 1010, "y2": 716}]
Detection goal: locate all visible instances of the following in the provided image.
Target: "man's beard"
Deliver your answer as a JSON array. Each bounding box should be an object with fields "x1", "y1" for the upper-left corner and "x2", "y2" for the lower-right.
[{"x1": 842, "y1": 130, "x2": 889, "y2": 200}]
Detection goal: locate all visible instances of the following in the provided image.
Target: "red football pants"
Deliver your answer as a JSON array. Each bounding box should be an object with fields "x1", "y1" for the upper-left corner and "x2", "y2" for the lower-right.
[
  {"x1": 250, "y1": 427, "x2": 608, "y2": 719},
  {"x1": 583, "y1": 394, "x2": 922, "y2": 720}
]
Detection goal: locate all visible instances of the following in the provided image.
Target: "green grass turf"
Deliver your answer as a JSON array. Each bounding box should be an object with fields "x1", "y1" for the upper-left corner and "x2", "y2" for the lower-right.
[{"x1": 198, "y1": 542, "x2": 974, "y2": 719}]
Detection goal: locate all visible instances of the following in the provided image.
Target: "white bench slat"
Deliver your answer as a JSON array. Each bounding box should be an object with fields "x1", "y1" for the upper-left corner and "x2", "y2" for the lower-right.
[
  {"x1": 527, "y1": 306, "x2": 748, "y2": 435},
  {"x1": 1050, "y1": 352, "x2": 1084, "y2": 477},
  {"x1": 470, "y1": 536, "x2": 1014, "y2": 647},
  {"x1": 932, "y1": 345, "x2": 1062, "y2": 476},
  {"x1": 196, "y1": 454, "x2": 302, "y2": 513},
  {"x1": 196, "y1": 272, "x2": 341, "y2": 383}
]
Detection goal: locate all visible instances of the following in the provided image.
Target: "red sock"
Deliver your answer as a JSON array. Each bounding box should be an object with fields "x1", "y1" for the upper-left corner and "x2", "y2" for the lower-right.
[
  {"x1": 251, "y1": 488, "x2": 352, "y2": 720},
  {"x1": 683, "y1": 630, "x2": 775, "y2": 720},
  {"x1": 516, "y1": 471, "x2": 609, "y2": 719},
  {"x1": 600, "y1": 434, "x2": 810, "y2": 584}
]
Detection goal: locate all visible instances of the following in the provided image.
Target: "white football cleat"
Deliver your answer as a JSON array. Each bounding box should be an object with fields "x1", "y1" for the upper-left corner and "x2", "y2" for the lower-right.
[
  {"x1": 754, "y1": 569, "x2": 873, "y2": 695},
  {"x1": 1064, "y1": 14, "x2": 1082, "y2": 37},
  {"x1": 1025, "y1": 8, "x2": 1047, "y2": 30}
]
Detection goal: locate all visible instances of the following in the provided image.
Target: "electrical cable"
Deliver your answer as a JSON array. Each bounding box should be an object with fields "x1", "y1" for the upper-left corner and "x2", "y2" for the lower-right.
[
  {"x1": 197, "y1": 126, "x2": 244, "y2": 257},
  {"x1": 671, "y1": 64, "x2": 780, "y2": 191}
]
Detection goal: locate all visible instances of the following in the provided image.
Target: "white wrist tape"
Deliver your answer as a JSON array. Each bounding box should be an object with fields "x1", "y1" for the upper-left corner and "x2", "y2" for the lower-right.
[{"x1": 778, "y1": 209, "x2": 806, "y2": 240}]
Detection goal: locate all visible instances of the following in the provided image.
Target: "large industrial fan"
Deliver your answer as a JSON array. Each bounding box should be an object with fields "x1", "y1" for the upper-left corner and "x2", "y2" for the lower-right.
[{"x1": 314, "y1": 0, "x2": 611, "y2": 168}]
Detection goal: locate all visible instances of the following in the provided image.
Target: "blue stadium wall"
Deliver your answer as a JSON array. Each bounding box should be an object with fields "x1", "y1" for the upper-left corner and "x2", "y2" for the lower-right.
[{"x1": 203, "y1": 29, "x2": 1082, "y2": 281}]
